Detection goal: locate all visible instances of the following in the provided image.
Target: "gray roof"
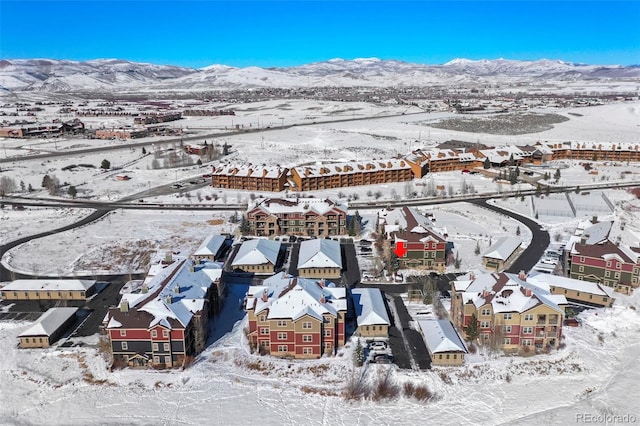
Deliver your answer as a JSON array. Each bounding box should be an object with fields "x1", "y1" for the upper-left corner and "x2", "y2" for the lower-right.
[
  {"x1": 482, "y1": 237, "x2": 522, "y2": 261},
  {"x1": 1, "y1": 279, "x2": 95, "y2": 292},
  {"x1": 418, "y1": 319, "x2": 468, "y2": 354},
  {"x1": 351, "y1": 288, "x2": 390, "y2": 326},
  {"x1": 297, "y1": 239, "x2": 342, "y2": 270},
  {"x1": 232, "y1": 239, "x2": 281, "y2": 266},
  {"x1": 18, "y1": 307, "x2": 78, "y2": 338},
  {"x1": 193, "y1": 234, "x2": 227, "y2": 257}
]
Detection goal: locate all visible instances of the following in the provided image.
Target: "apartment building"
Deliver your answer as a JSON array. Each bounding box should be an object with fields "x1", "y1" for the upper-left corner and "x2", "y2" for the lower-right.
[{"x1": 211, "y1": 164, "x2": 289, "y2": 192}]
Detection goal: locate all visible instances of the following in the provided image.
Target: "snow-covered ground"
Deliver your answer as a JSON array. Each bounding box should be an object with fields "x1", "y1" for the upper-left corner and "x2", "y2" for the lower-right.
[{"x1": 1, "y1": 287, "x2": 638, "y2": 425}]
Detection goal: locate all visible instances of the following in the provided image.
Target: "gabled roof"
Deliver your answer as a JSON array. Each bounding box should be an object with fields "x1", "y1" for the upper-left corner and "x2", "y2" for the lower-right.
[
  {"x1": 298, "y1": 239, "x2": 342, "y2": 269},
  {"x1": 571, "y1": 240, "x2": 634, "y2": 263},
  {"x1": 232, "y1": 239, "x2": 281, "y2": 266},
  {"x1": 18, "y1": 307, "x2": 78, "y2": 338},
  {"x1": 383, "y1": 207, "x2": 446, "y2": 243},
  {"x1": 249, "y1": 197, "x2": 346, "y2": 217},
  {"x1": 193, "y1": 234, "x2": 227, "y2": 257},
  {"x1": 452, "y1": 272, "x2": 567, "y2": 314},
  {"x1": 483, "y1": 237, "x2": 521, "y2": 261},
  {"x1": 1, "y1": 279, "x2": 95, "y2": 292},
  {"x1": 106, "y1": 255, "x2": 221, "y2": 331},
  {"x1": 248, "y1": 275, "x2": 347, "y2": 321},
  {"x1": 526, "y1": 271, "x2": 615, "y2": 298},
  {"x1": 418, "y1": 320, "x2": 468, "y2": 354},
  {"x1": 351, "y1": 288, "x2": 390, "y2": 326}
]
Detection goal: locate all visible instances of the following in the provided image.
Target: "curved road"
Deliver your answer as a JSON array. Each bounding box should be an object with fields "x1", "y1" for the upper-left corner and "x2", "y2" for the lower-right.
[
  {"x1": 0, "y1": 208, "x2": 113, "y2": 281},
  {"x1": 470, "y1": 199, "x2": 550, "y2": 274}
]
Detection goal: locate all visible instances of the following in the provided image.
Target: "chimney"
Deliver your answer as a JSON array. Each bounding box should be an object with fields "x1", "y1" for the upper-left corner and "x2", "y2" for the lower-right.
[
  {"x1": 580, "y1": 235, "x2": 587, "y2": 245},
  {"x1": 189, "y1": 263, "x2": 195, "y2": 273},
  {"x1": 119, "y1": 301, "x2": 129, "y2": 313},
  {"x1": 262, "y1": 290, "x2": 268, "y2": 302},
  {"x1": 164, "y1": 252, "x2": 173, "y2": 264},
  {"x1": 319, "y1": 278, "x2": 326, "y2": 288},
  {"x1": 173, "y1": 285, "x2": 180, "y2": 294},
  {"x1": 469, "y1": 272, "x2": 476, "y2": 281},
  {"x1": 482, "y1": 290, "x2": 490, "y2": 299},
  {"x1": 524, "y1": 288, "x2": 532, "y2": 297},
  {"x1": 518, "y1": 270, "x2": 527, "y2": 281},
  {"x1": 320, "y1": 294, "x2": 326, "y2": 304},
  {"x1": 141, "y1": 285, "x2": 148, "y2": 294},
  {"x1": 591, "y1": 215, "x2": 598, "y2": 224},
  {"x1": 165, "y1": 295, "x2": 172, "y2": 304}
]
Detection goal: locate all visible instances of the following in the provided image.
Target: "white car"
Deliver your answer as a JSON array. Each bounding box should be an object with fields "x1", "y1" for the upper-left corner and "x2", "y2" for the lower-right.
[{"x1": 369, "y1": 341, "x2": 388, "y2": 352}]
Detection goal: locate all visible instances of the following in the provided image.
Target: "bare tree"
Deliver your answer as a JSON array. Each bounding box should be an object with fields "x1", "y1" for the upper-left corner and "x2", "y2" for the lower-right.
[{"x1": 0, "y1": 176, "x2": 16, "y2": 196}]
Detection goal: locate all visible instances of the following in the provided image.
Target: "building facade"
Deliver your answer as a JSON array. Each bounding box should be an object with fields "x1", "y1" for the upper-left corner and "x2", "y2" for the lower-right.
[
  {"x1": 1, "y1": 279, "x2": 96, "y2": 301},
  {"x1": 211, "y1": 164, "x2": 289, "y2": 192},
  {"x1": 246, "y1": 198, "x2": 347, "y2": 237},
  {"x1": 244, "y1": 273, "x2": 347, "y2": 359},
  {"x1": 297, "y1": 239, "x2": 342, "y2": 279},
  {"x1": 450, "y1": 272, "x2": 567, "y2": 354},
  {"x1": 351, "y1": 288, "x2": 390, "y2": 338}
]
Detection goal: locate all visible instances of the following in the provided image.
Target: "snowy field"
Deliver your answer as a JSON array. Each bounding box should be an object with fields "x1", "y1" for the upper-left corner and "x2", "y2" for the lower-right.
[{"x1": 0, "y1": 288, "x2": 638, "y2": 425}]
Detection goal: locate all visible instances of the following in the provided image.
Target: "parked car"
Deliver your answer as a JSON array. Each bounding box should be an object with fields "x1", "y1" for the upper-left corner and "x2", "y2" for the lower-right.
[
  {"x1": 371, "y1": 353, "x2": 393, "y2": 364},
  {"x1": 369, "y1": 341, "x2": 388, "y2": 352}
]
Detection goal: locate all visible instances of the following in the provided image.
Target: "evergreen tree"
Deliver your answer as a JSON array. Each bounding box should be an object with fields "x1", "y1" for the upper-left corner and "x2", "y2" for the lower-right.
[
  {"x1": 101, "y1": 159, "x2": 111, "y2": 169},
  {"x1": 508, "y1": 154, "x2": 515, "y2": 167},
  {"x1": 67, "y1": 185, "x2": 77, "y2": 198},
  {"x1": 554, "y1": 168, "x2": 561, "y2": 181},
  {"x1": 474, "y1": 241, "x2": 481, "y2": 255},
  {"x1": 42, "y1": 174, "x2": 51, "y2": 189},
  {"x1": 464, "y1": 313, "x2": 480, "y2": 342},
  {"x1": 141, "y1": 147, "x2": 147, "y2": 155},
  {"x1": 483, "y1": 158, "x2": 490, "y2": 169},
  {"x1": 354, "y1": 340, "x2": 364, "y2": 367},
  {"x1": 28, "y1": 183, "x2": 33, "y2": 192},
  {"x1": 19, "y1": 180, "x2": 25, "y2": 192},
  {"x1": 239, "y1": 215, "x2": 251, "y2": 234}
]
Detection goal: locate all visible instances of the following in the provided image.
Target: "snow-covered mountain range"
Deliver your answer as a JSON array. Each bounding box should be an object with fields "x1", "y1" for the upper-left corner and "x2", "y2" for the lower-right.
[{"x1": 1, "y1": 57, "x2": 638, "y2": 93}]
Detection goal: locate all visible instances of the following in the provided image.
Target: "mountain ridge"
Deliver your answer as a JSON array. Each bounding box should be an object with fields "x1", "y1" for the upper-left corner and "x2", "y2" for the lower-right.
[{"x1": 1, "y1": 57, "x2": 638, "y2": 93}]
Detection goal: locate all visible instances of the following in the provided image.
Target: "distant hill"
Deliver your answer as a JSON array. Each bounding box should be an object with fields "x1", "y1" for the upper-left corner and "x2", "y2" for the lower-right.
[{"x1": 1, "y1": 57, "x2": 638, "y2": 93}]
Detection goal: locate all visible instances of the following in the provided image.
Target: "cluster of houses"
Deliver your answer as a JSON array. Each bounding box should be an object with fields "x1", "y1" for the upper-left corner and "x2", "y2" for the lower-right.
[
  {"x1": 3, "y1": 195, "x2": 635, "y2": 370},
  {"x1": 208, "y1": 140, "x2": 640, "y2": 192}
]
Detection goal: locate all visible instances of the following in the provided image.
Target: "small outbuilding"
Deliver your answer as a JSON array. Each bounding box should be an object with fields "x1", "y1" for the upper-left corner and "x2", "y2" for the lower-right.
[
  {"x1": 1, "y1": 279, "x2": 96, "y2": 301},
  {"x1": 418, "y1": 319, "x2": 468, "y2": 366},
  {"x1": 231, "y1": 239, "x2": 282, "y2": 275},
  {"x1": 18, "y1": 307, "x2": 79, "y2": 348},
  {"x1": 297, "y1": 239, "x2": 342, "y2": 279},
  {"x1": 193, "y1": 234, "x2": 230, "y2": 262},
  {"x1": 482, "y1": 236, "x2": 522, "y2": 271},
  {"x1": 351, "y1": 288, "x2": 390, "y2": 338}
]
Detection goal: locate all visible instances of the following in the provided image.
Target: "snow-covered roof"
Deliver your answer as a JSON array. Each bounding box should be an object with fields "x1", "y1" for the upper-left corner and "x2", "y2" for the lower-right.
[
  {"x1": 249, "y1": 275, "x2": 346, "y2": 321},
  {"x1": 1, "y1": 279, "x2": 95, "y2": 292},
  {"x1": 18, "y1": 307, "x2": 78, "y2": 338},
  {"x1": 193, "y1": 234, "x2": 227, "y2": 257},
  {"x1": 298, "y1": 239, "x2": 342, "y2": 270},
  {"x1": 526, "y1": 271, "x2": 615, "y2": 298},
  {"x1": 482, "y1": 237, "x2": 521, "y2": 261},
  {"x1": 418, "y1": 320, "x2": 468, "y2": 354},
  {"x1": 232, "y1": 239, "x2": 281, "y2": 266},
  {"x1": 452, "y1": 272, "x2": 567, "y2": 314},
  {"x1": 249, "y1": 197, "x2": 346, "y2": 216},
  {"x1": 293, "y1": 159, "x2": 411, "y2": 178},
  {"x1": 212, "y1": 163, "x2": 288, "y2": 178},
  {"x1": 106, "y1": 255, "x2": 222, "y2": 331},
  {"x1": 351, "y1": 288, "x2": 390, "y2": 326}
]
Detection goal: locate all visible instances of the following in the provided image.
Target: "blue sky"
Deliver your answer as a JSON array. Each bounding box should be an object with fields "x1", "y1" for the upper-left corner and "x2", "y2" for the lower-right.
[{"x1": 1, "y1": 1, "x2": 638, "y2": 68}]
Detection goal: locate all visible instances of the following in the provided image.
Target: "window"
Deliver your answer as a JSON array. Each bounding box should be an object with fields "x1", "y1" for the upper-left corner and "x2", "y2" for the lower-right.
[
  {"x1": 603, "y1": 297, "x2": 608, "y2": 302},
  {"x1": 439, "y1": 354, "x2": 443, "y2": 360},
  {"x1": 446, "y1": 354, "x2": 450, "y2": 360},
  {"x1": 123, "y1": 355, "x2": 129, "y2": 362},
  {"x1": 153, "y1": 356, "x2": 160, "y2": 364},
  {"x1": 163, "y1": 343, "x2": 170, "y2": 351},
  {"x1": 260, "y1": 328, "x2": 269, "y2": 335},
  {"x1": 121, "y1": 342, "x2": 128, "y2": 350},
  {"x1": 277, "y1": 320, "x2": 287, "y2": 327},
  {"x1": 606, "y1": 261, "x2": 612, "y2": 267},
  {"x1": 162, "y1": 330, "x2": 169, "y2": 338},
  {"x1": 480, "y1": 321, "x2": 491, "y2": 328},
  {"x1": 481, "y1": 308, "x2": 491, "y2": 316},
  {"x1": 151, "y1": 330, "x2": 157, "y2": 338},
  {"x1": 605, "y1": 270, "x2": 610, "y2": 278},
  {"x1": 152, "y1": 343, "x2": 159, "y2": 351},
  {"x1": 503, "y1": 325, "x2": 512, "y2": 333},
  {"x1": 503, "y1": 338, "x2": 511, "y2": 345},
  {"x1": 302, "y1": 335, "x2": 312, "y2": 342},
  {"x1": 39, "y1": 338, "x2": 43, "y2": 343},
  {"x1": 120, "y1": 330, "x2": 127, "y2": 337},
  {"x1": 522, "y1": 339, "x2": 532, "y2": 346},
  {"x1": 615, "y1": 272, "x2": 620, "y2": 279},
  {"x1": 523, "y1": 327, "x2": 533, "y2": 334},
  {"x1": 277, "y1": 332, "x2": 287, "y2": 340},
  {"x1": 324, "y1": 342, "x2": 332, "y2": 349},
  {"x1": 260, "y1": 340, "x2": 270, "y2": 347},
  {"x1": 302, "y1": 347, "x2": 313, "y2": 355},
  {"x1": 503, "y1": 313, "x2": 512, "y2": 320},
  {"x1": 453, "y1": 354, "x2": 457, "y2": 359},
  {"x1": 278, "y1": 345, "x2": 287, "y2": 352},
  {"x1": 579, "y1": 266, "x2": 584, "y2": 272},
  {"x1": 580, "y1": 256, "x2": 585, "y2": 262},
  {"x1": 324, "y1": 329, "x2": 331, "y2": 337},
  {"x1": 302, "y1": 322, "x2": 312, "y2": 329},
  {"x1": 259, "y1": 315, "x2": 266, "y2": 322}
]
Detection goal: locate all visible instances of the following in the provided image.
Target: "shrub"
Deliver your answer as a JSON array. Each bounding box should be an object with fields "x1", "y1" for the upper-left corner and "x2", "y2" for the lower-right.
[
  {"x1": 403, "y1": 382, "x2": 415, "y2": 398},
  {"x1": 413, "y1": 385, "x2": 433, "y2": 401},
  {"x1": 343, "y1": 374, "x2": 370, "y2": 401},
  {"x1": 371, "y1": 372, "x2": 400, "y2": 401},
  {"x1": 468, "y1": 343, "x2": 477, "y2": 354}
]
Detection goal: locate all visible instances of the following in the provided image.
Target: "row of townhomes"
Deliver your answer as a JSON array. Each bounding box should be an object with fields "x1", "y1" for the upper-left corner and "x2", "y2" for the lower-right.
[
  {"x1": 379, "y1": 206, "x2": 449, "y2": 272},
  {"x1": 246, "y1": 197, "x2": 347, "y2": 237},
  {"x1": 104, "y1": 249, "x2": 226, "y2": 369},
  {"x1": 565, "y1": 218, "x2": 640, "y2": 295},
  {"x1": 209, "y1": 140, "x2": 640, "y2": 192},
  {"x1": 244, "y1": 272, "x2": 347, "y2": 358}
]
